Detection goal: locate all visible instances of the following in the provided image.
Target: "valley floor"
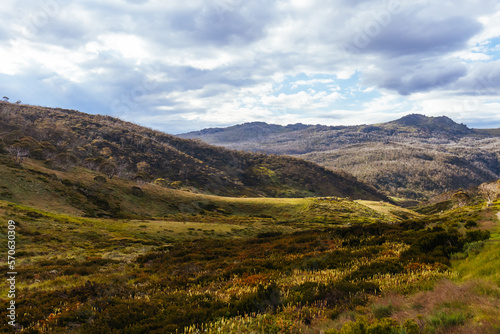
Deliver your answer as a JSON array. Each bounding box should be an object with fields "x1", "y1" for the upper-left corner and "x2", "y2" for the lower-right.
[{"x1": 0, "y1": 194, "x2": 498, "y2": 333}]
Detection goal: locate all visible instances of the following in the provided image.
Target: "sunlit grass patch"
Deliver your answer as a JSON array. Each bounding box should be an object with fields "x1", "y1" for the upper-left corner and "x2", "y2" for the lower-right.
[
  {"x1": 453, "y1": 240, "x2": 500, "y2": 286},
  {"x1": 452, "y1": 210, "x2": 500, "y2": 286}
]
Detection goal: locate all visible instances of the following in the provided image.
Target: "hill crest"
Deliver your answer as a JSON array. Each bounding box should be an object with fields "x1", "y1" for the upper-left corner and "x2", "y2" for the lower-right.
[{"x1": 386, "y1": 114, "x2": 472, "y2": 135}]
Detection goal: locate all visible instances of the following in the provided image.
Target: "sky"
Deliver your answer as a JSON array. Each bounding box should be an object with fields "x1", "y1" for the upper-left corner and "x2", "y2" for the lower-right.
[{"x1": 1, "y1": 0, "x2": 500, "y2": 134}]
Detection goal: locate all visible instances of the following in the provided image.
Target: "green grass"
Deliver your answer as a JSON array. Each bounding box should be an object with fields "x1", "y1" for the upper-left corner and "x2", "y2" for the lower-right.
[
  {"x1": 427, "y1": 311, "x2": 468, "y2": 330},
  {"x1": 452, "y1": 204, "x2": 500, "y2": 286},
  {"x1": 453, "y1": 241, "x2": 500, "y2": 286}
]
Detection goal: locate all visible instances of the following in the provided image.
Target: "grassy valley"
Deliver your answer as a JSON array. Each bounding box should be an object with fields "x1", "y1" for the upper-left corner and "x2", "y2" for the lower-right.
[
  {"x1": 0, "y1": 166, "x2": 498, "y2": 333},
  {"x1": 0, "y1": 104, "x2": 499, "y2": 333}
]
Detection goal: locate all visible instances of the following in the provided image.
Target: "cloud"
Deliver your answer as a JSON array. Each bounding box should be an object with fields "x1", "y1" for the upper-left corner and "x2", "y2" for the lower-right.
[
  {"x1": 451, "y1": 60, "x2": 500, "y2": 94},
  {"x1": 404, "y1": 90, "x2": 500, "y2": 129},
  {"x1": 291, "y1": 79, "x2": 335, "y2": 89},
  {"x1": 363, "y1": 58, "x2": 468, "y2": 95},
  {"x1": 0, "y1": 26, "x2": 9, "y2": 42},
  {"x1": 362, "y1": 15, "x2": 482, "y2": 57},
  {"x1": 1, "y1": 0, "x2": 500, "y2": 132},
  {"x1": 179, "y1": 1, "x2": 278, "y2": 46}
]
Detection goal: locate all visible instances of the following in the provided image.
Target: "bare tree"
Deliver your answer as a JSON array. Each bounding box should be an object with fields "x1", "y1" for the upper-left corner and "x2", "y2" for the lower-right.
[
  {"x1": 98, "y1": 160, "x2": 117, "y2": 179},
  {"x1": 115, "y1": 161, "x2": 131, "y2": 178},
  {"x1": 479, "y1": 181, "x2": 500, "y2": 206},
  {"x1": 7, "y1": 146, "x2": 29, "y2": 165}
]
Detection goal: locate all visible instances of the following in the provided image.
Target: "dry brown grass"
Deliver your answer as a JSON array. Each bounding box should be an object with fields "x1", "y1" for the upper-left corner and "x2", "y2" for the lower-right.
[{"x1": 376, "y1": 279, "x2": 500, "y2": 333}]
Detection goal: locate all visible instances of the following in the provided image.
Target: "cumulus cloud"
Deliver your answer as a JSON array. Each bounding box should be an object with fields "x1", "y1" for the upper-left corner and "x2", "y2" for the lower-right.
[
  {"x1": 451, "y1": 60, "x2": 500, "y2": 94},
  {"x1": 362, "y1": 15, "x2": 482, "y2": 57},
  {"x1": 1, "y1": 0, "x2": 500, "y2": 132},
  {"x1": 363, "y1": 58, "x2": 468, "y2": 95}
]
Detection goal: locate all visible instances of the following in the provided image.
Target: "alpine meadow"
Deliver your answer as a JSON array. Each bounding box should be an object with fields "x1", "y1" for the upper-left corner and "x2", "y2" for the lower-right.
[{"x1": 0, "y1": 102, "x2": 499, "y2": 333}]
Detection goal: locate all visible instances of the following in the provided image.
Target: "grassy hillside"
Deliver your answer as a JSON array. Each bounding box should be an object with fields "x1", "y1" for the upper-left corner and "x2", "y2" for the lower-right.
[
  {"x1": 184, "y1": 122, "x2": 311, "y2": 144},
  {"x1": 0, "y1": 151, "x2": 499, "y2": 332},
  {"x1": 180, "y1": 115, "x2": 500, "y2": 199},
  {"x1": 0, "y1": 153, "x2": 410, "y2": 224},
  {"x1": 0, "y1": 101, "x2": 388, "y2": 201},
  {"x1": 0, "y1": 188, "x2": 498, "y2": 333}
]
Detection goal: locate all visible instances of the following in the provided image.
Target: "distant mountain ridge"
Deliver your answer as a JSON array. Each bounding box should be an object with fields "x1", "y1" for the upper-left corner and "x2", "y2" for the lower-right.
[
  {"x1": 181, "y1": 114, "x2": 477, "y2": 145},
  {"x1": 186, "y1": 122, "x2": 311, "y2": 144},
  {"x1": 180, "y1": 114, "x2": 500, "y2": 199}
]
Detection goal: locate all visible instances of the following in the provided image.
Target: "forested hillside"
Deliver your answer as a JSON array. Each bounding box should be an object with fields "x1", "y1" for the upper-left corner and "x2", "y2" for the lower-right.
[
  {"x1": 0, "y1": 102, "x2": 387, "y2": 200},
  {"x1": 180, "y1": 115, "x2": 500, "y2": 199}
]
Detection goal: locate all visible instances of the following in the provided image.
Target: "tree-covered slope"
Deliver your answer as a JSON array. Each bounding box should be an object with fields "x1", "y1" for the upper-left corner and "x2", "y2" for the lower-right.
[
  {"x1": 180, "y1": 115, "x2": 500, "y2": 199},
  {"x1": 0, "y1": 102, "x2": 387, "y2": 201}
]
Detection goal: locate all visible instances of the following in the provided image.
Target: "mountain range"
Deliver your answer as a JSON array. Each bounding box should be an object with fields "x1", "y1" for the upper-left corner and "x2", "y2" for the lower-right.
[{"x1": 180, "y1": 114, "x2": 500, "y2": 199}]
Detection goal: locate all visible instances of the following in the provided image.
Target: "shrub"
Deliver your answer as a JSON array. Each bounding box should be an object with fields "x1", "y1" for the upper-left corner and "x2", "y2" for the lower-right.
[
  {"x1": 349, "y1": 260, "x2": 404, "y2": 281},
  {"x1": 366, "y1": 318, "x2": 399, "y2": 334},
  {"x1": 154, "y1": 178, "x2": 169, "y2": 187},
  {"x1": 93, "y1": 175, "x2": 107, "y2": 183},
  {"x1": 257, "y1": 231, "x2": 283, "y2": 238},
  {"x1": 371, "y1": 303, "x2": 393, "y2": 319},
  {"x1": 333, "y1": 317, "x2": 410, "y2": 334},
  {"x1": 428, "y1": 311, "x2": 467, "y2": 331},
  {"x1": 338, "y1": 316, "x2": 368, "y2": 334},
  {"x1": 464, "y1": 220, "x2": 477, "y2": 228},
  {"x1": 53, "y1": 152, "x2": 79, "y2": 170},
  {"x1": 131, "y1": 186, "x2": 144, "y2": 197},
  {"x1": 98, "y1": 160, "x2": 117, "y2": 178},
  {"x1": 462, "y1": 241, "x2": 486, "y2": 257},
  {"x1": 465, "y1": 230, "x2": 490, "y2": 243},
  {"x1": 170, "y1": 180, "x2": 182, "y2": 188},
  {"x1": 288, "y1": 282, "x2": 320, "y2": 304},
  {"x1": 236, "y1": 283, "x2": 283, "y2": 314},
  {"x1": 403, "y1": 319, "x2": 420, "y2": 334}
]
